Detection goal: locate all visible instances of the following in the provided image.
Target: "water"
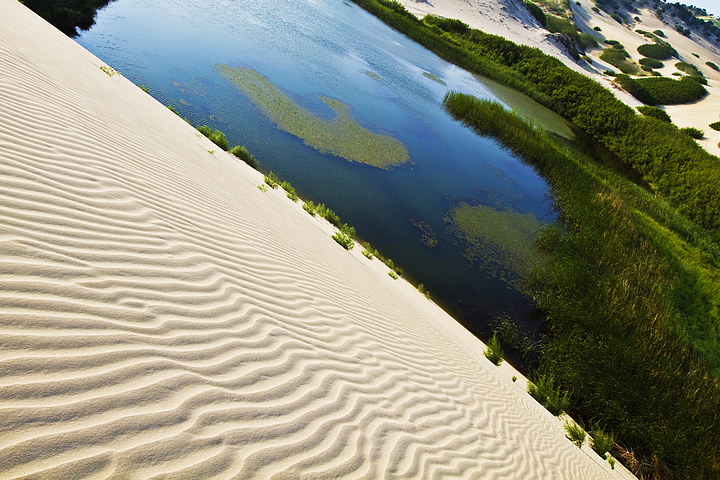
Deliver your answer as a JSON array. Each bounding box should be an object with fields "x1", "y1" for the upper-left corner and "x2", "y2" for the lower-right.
[{"x1": 76, "y1": 0, "x2": 570, "y2": 336}]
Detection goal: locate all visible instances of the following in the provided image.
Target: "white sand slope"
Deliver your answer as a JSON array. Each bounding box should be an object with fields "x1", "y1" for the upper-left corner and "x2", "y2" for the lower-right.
[{"x1": 1, "y1": 1, "x2": 616, "y2": 478}]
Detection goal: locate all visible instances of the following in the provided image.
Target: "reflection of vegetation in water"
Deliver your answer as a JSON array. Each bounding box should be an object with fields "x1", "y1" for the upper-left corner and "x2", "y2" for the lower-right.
[
  {"x1": 446, "y1": 203, "x2": 541, "y2": 287},
  {"x1": 362, "y1": 70, "x2": 385, "y2": 81},
  {"x1": 422, "y1": 71, "x2": 447, "y2": 85},
  {"x1": 215, "y1": 64, "x2": 410, "y2": 168},
  {"x1": 411, "y1": 219, "x2": 438, "y2": 248}
]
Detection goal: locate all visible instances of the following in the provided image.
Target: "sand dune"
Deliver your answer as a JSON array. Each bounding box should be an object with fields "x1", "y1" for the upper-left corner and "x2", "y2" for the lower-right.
[{"x1": 0, "y1": 1, "x2": 617, "y2": 478}]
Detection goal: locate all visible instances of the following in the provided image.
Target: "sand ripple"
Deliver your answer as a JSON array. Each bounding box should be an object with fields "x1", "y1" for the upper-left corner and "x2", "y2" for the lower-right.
[{"x1": 0, "y1": 2, "x2": 612, "y2": 478}]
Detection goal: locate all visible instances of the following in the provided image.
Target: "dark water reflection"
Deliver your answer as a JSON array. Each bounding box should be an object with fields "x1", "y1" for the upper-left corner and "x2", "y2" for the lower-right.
[{"x1": 76, "y1": 0, "x2": 572, "y2": 338}]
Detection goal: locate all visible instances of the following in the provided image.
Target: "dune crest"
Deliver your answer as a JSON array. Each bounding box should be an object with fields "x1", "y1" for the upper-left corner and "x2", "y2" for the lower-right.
[{"x1": 0, "y1": 1, "x2": 614, "y2": 478}]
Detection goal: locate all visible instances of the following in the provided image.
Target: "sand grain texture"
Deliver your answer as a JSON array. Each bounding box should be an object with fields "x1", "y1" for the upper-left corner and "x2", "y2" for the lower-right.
[{"x1": 1, "y1": 1, "x2": 615, "y2": 478}]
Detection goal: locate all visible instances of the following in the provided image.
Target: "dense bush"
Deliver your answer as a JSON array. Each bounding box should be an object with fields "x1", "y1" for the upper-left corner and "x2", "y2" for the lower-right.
[
  {"x1": 196, "y1": 125, "x2": 229, "y2": 151},
  {"x1": 230, "y1": 145, "x2": 259, "y2": 168},
  {"x1": 315, "y1": 203, "x2": 341, "y2": 226},
  {"x1": 680, "y1": 126, "x2": 704, "y2": 139},
  {"x1": 637, "y1": 105, "x2": 671, "y2": 123},
  {"x1": 710, "y1": 121, "x2": 720, "y2": 132},
  {"x1": 525, "y1": 2, "x2": 547, "y2": 27},
  {"x1": 637, "y1": 42, "x2": 677, "y2": 60},
  {"x1": 280, "y1": 181, "x2": 298, "y2": 202},
  {"x1": 484, "y1": 333, "x2": 503, "y2": 365},
  {"x1": 600, "y1": 48, "x2": 640, "y2": 74},
  {"x1": 616, "y1": 74, "x2": 707, "y2": 105},
  {"x1": 653, "y1": 29, "x2": 665, "y2": 37},
  {"x1": 639, "y1": 57, "x2": 663, "y2": 68},
  {"x1": 263, "y1": 171, "x2": 280, "y2": 189},
  {"x1": 675, "y1": 61, "x2": 702, "y2": 76},
  {"x1": 423, "y1": 15, "x2": 469, "y2": 34},
  {"x1": 707, "y1": 61, "x2": 720, "y2": 71},
  {"x1": 527, "y1": 374, "x2": 570, "y2": 416},
  {"x1": 687, "y1": 75, "x2": 708, "y2": 85}
]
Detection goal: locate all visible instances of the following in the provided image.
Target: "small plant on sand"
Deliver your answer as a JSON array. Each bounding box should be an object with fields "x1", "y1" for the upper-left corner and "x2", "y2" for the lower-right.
[
  {"x1": 484, "y1": 332, "x2": 504, "y2": 365},
  {"x1": 303, "y1": 200, "x2": 316, "y2": 216},
  {"x1": 315, "y1": 203, "x2": 341, "y2": 226},
  {"x1": 196, "y1": 125, "x2": 229, "y2": 151},
  {"x1": 100, "y1": 65, "x2": 117, "y2": 76},
  {"x1": 139, "y1": 85, "x2": 149, "y2": 93},
  {"x1": 512, "y1": 375, "x2": 517, "y2": 382},
  {"x1": 590, "y1": 425, "x2": 615, "y2": 459},
  {"x1": 230, "y1": 145, "x2": 259, "y2": 168},
  {"x1": 388, "y1": 271, "x2": 398, "y2": 279},
  {"x1": 527, "y1": 374, "x2": 570, "y2": 416},
  {"x1": 332, "y1": 224, "x2": 355, "y2": 250},
  {"x1": 264, "y1": 171, "x2": 280, "y2": 189},
  {"x1": 258, "y1": 184, "x2": 268, "y2": 192},
  {"x1": 361, "y1": 241, "x2": 374, "y2": 259},
  {"x1": 281, "y1": 181, "x2": 298, "y2": 202},
  {"x1": 565, "y1": 420, "x2": 586, "y2": 448}
]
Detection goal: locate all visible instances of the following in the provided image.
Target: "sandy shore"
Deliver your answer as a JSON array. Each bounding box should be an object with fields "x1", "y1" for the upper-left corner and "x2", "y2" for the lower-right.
[
  {"x1": 0, "y1": 0, "x2": 628, "y2": 478},
  {"x1": 398, "y1": 0, "x2": 720, "y2": 156}
]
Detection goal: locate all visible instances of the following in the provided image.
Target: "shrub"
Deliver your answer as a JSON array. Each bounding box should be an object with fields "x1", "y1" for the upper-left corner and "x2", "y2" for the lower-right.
[
  {"x1": 637, "y1": 105, "x2": 672, "y2": 123},
  {"x1": 565, "y1": 420, "x2": 586, "y2": 448},
  {"x1": 709, "y1": 121, "x2": 720, "y2": 132},
  {"x1": 590, "y1": 426, "x2": 615, "y2": 458},
  {"x1": 315, "y1": 203, "x2": 341, "y2": 226},
  {"x1": 332, "y1": 224, "x2": 355, "y2": 250},
  {"x1": 388, "y1": 271, "x2": 398, "y2": 279},
  {"x1": 527, "y1": 374, "x2": 570, "y2": 416},
  {"x1": 592, "y1": 6, "x2": 599, "y2": 13},
  {"x1": 484, "y1": 332, "x2": 504, "y2": 365},
  {"x1": 610, "y1": 13, "x2": 623, "y2": 23},
  {"x1": 578, "y1": 33, "x2": 598, "y2": 50},
  {"x1": 616, "y1": 75, "x2": 707, "y2": 105},
  {"x1": 600, "y1": 48, "x2": 640, "y2": 74},
  {"x1": 594, "y1": 25, "x2": 601, "y2": 31},
  {"x1": 680, "y1": 126, "x2": 704, "y2": 139},
  {"x1": 687, "y1": 75, "x2": 708, "y2": 85},
  {"x1": 525, "y1": 2, "x2": 547, "y2": 28},
  {"x1": 384, "y1": 258, "x2": 394, "y2": 270},
  {"x1": 230, "y1": 145, "x2": 259, "y2": 168},
  {"x1": 264, "y1": 171, "x2": 280, "y2": 189},
  {"x1": 423, "y1": 15, "x2": 469, "y2": 34},
  {"x1": 196, "y1": 125, "x2": 230, "y2": 151},
  {"x1": 675, "y1": 61, "x2": 702, "y2": 76},
  {"x1": 653, "y1": 29, "x2": 665, "y2": 37},
  {"x1": 707, "y1": 61, "x2": 719, "y2": 71},
  {"x1": 302, "y1": 200, "x2": 316, "y2": 215},
  {"x1": 361, "y1": 242, "x2": 374, "y2": 259},
  {"x1": 637, "y1": 42, "x2": 677, "y2": 60},
  {"x1": 281, "y1": 181, "x2": 298, "y2": 202},
  {"x1": 639, "y1": 57, "x2": 664, "y2": 68}
]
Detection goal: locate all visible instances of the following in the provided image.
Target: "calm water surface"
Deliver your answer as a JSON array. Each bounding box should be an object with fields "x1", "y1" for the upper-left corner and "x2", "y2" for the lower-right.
[{"x1": 76, "y1": 0, "x2": 570, "y2": 336}]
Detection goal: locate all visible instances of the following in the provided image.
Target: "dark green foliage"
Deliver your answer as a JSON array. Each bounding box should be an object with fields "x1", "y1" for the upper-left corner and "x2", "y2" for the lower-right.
[
  {"x1": 361, "y1": 241, "x2": 374, "y2": 259},
  {"x1": 23, "y1": 0, "x2": 114, "y2": 36},
  {"x1": 653, "y1": 29, "x2": 665, "y2": 37},
  {"x1": 610, "y1": 13, "x2": 623, "y2": 23},
  {"x1": 525, "y1": 2, "x2": 547, "y2": 28},
  {"x1": 680, "y1": 126, "x2": 704, "y2": 139},
  {"x1": 710, "y1": 121, "x2": 720, "y2": 132},
  {"x1": 332, "y1": 224, "x2": 355, "y2": 250},
  {"x1": 600, "y1": 48, "x2": 640, "y2": 74},
  {"x1": 564, "y1": 421, "x2": 586, "y2": 447},
  {"x1": 593, "y1": 26, "x2": 601, "y2": 31},
  {"x1": 687, "y1": 75, "x2": 708, "y2": 85},
  {"x1": 315, "y1": 203, "x2": 341, "y2": 226},
  {"x1": 196, "y1": 125, "x2": 229, "y2": 151},
  {"x1": 637, "y1": 105, "x2": 671, "y2": 123},
  {"x1": 578, "y1": 33, "x2": 598, "y2": 50},
  {"x1": 423, "y1": 15, "x2": 469, "y2": 35},
  {"x1": 639, "y1": 57, "x2": 663, "y2": 68},
  {"x1": 590, "y1": 426, "x2": 615, "y2": 458},
  {"x1": 280, "y1": 181, "x2": 298, "y2": 202},
  {"x1": 707, "y1": 61, "x2": 720, "y2": 71},
  {"x1": 230, "y1": 145, "x2": 259, "y2": 168},
  {"x1": 263, "y1": 171, "x2": 280, "y2": 189},
  {"x1": 615, "y1": 75, "x2": 707, "y2": 105},
  {"x1": 484, "y1": 332, "x2": 503, "y2": 365},
  {"x1": 675, "y1": 61, "x2": 702, "y2": 76},
  {"x1": 637, "y1": 42, "x2": 677, "y2": 60},
  {"x1": 302, "y1": 200, "x2": 316, "y2": 216},
  {"x1": 527, "y1": 374, "x2": 570, "y2": 416},
  {"x1": 591, "y1": 6, "x2": 599, "y2": 13}
]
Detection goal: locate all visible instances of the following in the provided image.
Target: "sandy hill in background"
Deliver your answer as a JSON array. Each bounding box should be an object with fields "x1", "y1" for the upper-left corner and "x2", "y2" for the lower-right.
[
  {"x1": 0, "y1": 0, "x2": 629, "y2": 477},
  {"x1": 398, "y1": 0, "x2": 720, "y2": 156}
]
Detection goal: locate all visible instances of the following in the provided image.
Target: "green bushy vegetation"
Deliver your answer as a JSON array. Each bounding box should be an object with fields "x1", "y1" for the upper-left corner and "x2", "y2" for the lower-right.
[
  {"x1": 638, "y1": 57, "x2": 663, "y2": 68},
  {"x1": 636, "y1": 105, "x2": 671, "y2": 123},
  {"x1": 680, "y1": 126, "x2": 704, "y2": 139},
  {"x1": 264, "y1": 171, "x2": 280, "y2": 189},
  {"x1": 23, "y1": 0, "x2": 113, "y2": 35},
  {"x1": 302, "y1": 200, "x2": 316, "y2": 216},
  {"x1": 524, "y1": 2, "x2": 547, "y2": 27},
  {"x1": 230, "y1": 145, "x2": 259, "y2": 168},
  {"x1": 564, "y1": 421, "x2": 586, "y2": 447},
  {"x1": 315, "y1": 203, "x2": 340, "y2": 227},
  {"x1": 710, "y1": 121, "x2": 720, "y2": 132},
  {"x1": 590, "y1": 426, "x2": 615, "y2": 458},
  {"x1": 637, "y1": 42, "x2": 677, "y2": 60},
  {"x1": 484, "y1": 332, "x2": 503, "y2": 365},
  {"x1": 707, "y1": 61, "x2": 720, "y2": 71},
  {"x1": 599, "y1": 47, "x2": 640, "y2": 75},
  {"x1": 653, "y1": 29, "x2": 665, "y2": 37},
  {"x1": 196, "y1": 125, "x2": 229, "y2": 151},
  {"x1": 281, "y1": 181, "x2": 298, "y2": 202},
  {"x1": 332, "y1": 224, "x2": 355, "y2": 250},
  {"x1": 442, "y1": 93, "x2": 720, "y2": 478},
  {"x1": 615, "y1": 74, "x2": 707, "y2": 105},
  {"x1": 676, "y1": 61, "x2": 702, "y2": 76}
]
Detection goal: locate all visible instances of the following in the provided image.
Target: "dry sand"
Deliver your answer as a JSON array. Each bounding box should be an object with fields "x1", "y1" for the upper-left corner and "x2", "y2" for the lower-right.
[{"x1": 0, "y1": 0, "x2": 628, "y2": 478}]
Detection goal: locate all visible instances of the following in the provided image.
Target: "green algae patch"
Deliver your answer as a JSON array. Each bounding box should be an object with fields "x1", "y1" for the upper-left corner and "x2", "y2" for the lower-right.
[
  {"x1": 422, "y1": 72, "x2": 447, "y2": 86},
  {"x1": 215, "y1": 64, "x2": 409, "y2": 168},
  {"x1": 362, "y1": 70, "x2": 385, "y2": 81},
  {"x1": 446, "y1": 203, "x2": 542, "y2": 287}
]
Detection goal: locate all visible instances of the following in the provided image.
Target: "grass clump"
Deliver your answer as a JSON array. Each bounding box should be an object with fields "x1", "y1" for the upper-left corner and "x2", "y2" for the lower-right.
[
  {"x1": 675, "y1": 61, "x2": 702, "y2": 77},
  {"x1": 230, "y1": 145, "x2": 259, "y2": 168},
  {"x1": 600, "y1": 48, "x2": 640, "y2": 75},
  {"x1": 196, "y1": 125, "x2": 229, "y2": 151},
  {"x1": 332, "y1": 224, "x2": 355, "y2": 250},
  {"x1": 637, "y1": 105, "x2": 672, "y2": 123},
  {"x1": 315, "y1": 203, "x2": 341, "y2": 226},
  {"x1": 361, "y1": 241, "x2": 374, "y2": 259},
  {"x1": 653, "y1": 29, "x2": 665, "y2": 37},
  {"x1": 484, "y1": 332, "x2": 504, "y2": 365},
  {"x1": 615, "y1": 74, "x2": 707, "y2": 105},
  {"x1": 417, "y1": 283, "x2": 431, "y2": 299},
  {"x1": 527, "y1": 374, "x2": 570, "y2": 416},
  {"x1": 388, "y1": 271, "x2": 398, "y2": 279},
  {"x1": 707, "y1": 61, "x2": 719, "y2": 71},
  {"x1": 524, "y1": 2, "x2": 547, "y2": 28},
  {"x1": 565, "y1": 420, "x2": 586, "y2": 447},
  {"x1": 590, "y1": 426, "x2": 615, "y2": 458},
  {"x1": 639, "y1": 57, "x2": 664, "y2": 69},
  {"x1": 709, "y1": 121, "x2": 720, "y2": 132},
  {"x1": 637, "y1": 42, "x2": 677, "y2": 60},
  {"x1": 281, "y1": 181, "x2": 298, "y2": 202},
  {"x1": 680, "y1": 126, "x2": 704, "y2": 139},
  {"x1": 264, "y1": 171, "x2": 280, "y2": 189}
]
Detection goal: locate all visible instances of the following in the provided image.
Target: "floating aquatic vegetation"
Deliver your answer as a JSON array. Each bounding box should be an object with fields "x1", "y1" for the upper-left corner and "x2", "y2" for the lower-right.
[
  {"x1": 215, "y1": 64, "x2": 409, "y2": 168},
  {"x1": 445, "y1": 202, "x2": 542, "y2": 287},
  {"x1": 422, "y1": 71, "x2": 446, "y2": 85},
  {"x1": 362, "y1": 70, "x2": 385, "y2": 81},
  {"x1": 411, "y1": 219, "x2": 438, "y2": 248}
]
